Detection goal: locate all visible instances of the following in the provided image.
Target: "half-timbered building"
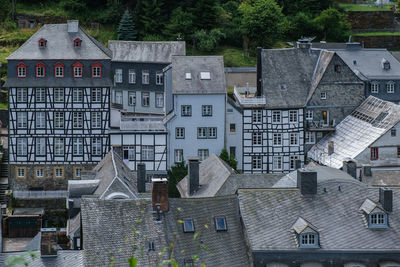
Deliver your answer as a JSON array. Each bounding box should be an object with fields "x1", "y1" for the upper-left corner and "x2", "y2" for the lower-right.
[{"x1": 5, "y1": 20, "x2": 112, "y2": 190}]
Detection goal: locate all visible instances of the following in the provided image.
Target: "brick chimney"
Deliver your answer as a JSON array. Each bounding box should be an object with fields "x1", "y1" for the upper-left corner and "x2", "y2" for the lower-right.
[
  {"x1": 297, "y1": 169, "x2": 317, "y2": 196},
  {"x1": 188, "y1": 158, "x2": 199, "y2": 195},
  {"x1": 40, "y1": 228, "x2": 58, "y2": 257},
  {"x1": 343, "y1": 159, "x2": 357, "y2": 179},
  {"x1": 379, "y1": 188, "x2": 393, "y2": 212},
  {"x1": 137, "y1": 163, "x2": 146, "y2": 193},
  {"x1": 152, "y1": 178, "x2": 168, "y2": 212}
]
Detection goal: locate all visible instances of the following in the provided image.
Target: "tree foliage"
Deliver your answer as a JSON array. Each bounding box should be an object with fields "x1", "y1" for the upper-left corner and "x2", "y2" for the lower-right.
[
  {"x1": 219, "y1": 148, "x2": 238, "y2": 171},
  {"x1": 168, "y1": 161, "x2": 187, "y2": 198},
  {"x1": 137, "y1": 0, "x2": 163, "y2": 37},
  {"x1": 193, "y1": 29, "x2": 225, "y2": 52},
  {"x1": 164, "y1": 7, "x2": 194, "y2": 40},
  {"x1": 314, "y1": 8, "x2": 351, "y2": 42},
  {"x1": 117, "y1": 10, "x2": 137, "y2": 41}
]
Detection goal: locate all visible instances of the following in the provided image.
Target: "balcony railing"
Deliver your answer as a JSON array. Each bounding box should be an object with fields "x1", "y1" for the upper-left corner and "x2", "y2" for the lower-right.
[
  {"x1": 234, "y1": 87, "x2": 266, "y2": 106},
  {"x1": 306, "y1": 119, "x2": 336, "y2": 131}
]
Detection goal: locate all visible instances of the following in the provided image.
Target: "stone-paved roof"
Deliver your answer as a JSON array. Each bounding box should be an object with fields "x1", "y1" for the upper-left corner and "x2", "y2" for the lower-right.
[
  {"x1": 238, "y1": 179, "x2": 400, "y2": 252},
  {"x1": 0, "y1": 250, "x2": 86, "y2": 267},
  {"x1": 171, "y1": 56, "x2": 226, "y2": 94},
  {"x1": 108, "y1": 41, "x2": 185, "y2": 63},
  {"x1": 7, "y1": 23, "x2": 111, "y2": 60}
]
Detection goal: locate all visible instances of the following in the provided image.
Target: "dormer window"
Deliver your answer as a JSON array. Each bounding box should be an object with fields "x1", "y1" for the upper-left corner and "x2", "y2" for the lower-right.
[
  {"x1": 185, "y1": 72, "x2": 191, "y2": 80},
  {"x1": 334, "y1": 64, "x2": 341, "y2": 73},
  {"x1": 200, "y1": 71, "x2": 210, "y2": 80},
  {"x1": 214, "y1": 216, "x2": 227, "y2": 231},
  {"x1": 292, "y1": 217, "x2": 320, "y2": 249},
  {"x1": 35, "y1": 63, "x2": 45, "y2": 78},
  {"x1": 182, "y1": 218, "x2": 195, "y2": 233},
  {"x1": 74, "y1": 38, "x2": 82, "y2": 47},
  {"x1": 54, "y1": 62, "x2": 64, "y2": 78},
  {"x1": 17, "y1": 62, "x2": 27, "y2": 78},
  {"x1": 280, "y1": 84, "x2": 287, "y2": 91},
  {"x1": 73, "y1": 62, "x2": 83, "y2": 78},
  {"x1": 299, "y1": 233, "x2": 319, "y2": 248},
  {"x1": 38, "y1": 38, "x2": 47, "y2": 48},
  {"x1": 360, "y1": 198, "x2": 389, "y2": 229},
  {"x1": 91, "y1": 62, "x2": 101, "y2": 78},
  {"x1": 382, "y1": 58, "x2": 390, "y2": 70}
]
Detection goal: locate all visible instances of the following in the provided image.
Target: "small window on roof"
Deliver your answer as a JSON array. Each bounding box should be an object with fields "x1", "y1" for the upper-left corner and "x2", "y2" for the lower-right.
[
  {"x1": 182, "y1": 219, "x2": 195, "y2": 233},
  {"x1": 38, "y1": 38, "x2": 47, "y2": 48},
  {"x1": 214, "y1": 217, "x2": 227, "y2": 231},
  {"x1": 74, "y1": 38, "x2": 82, "y2": 47},
  {"x1": 280, "y1": 84, "x2": 287, "y2": 91},
  {"x1": 185, "y1": 72, "x2": 191, "y2": 80},
  {"x1": 369, "y1": 212, "x2": 388, "y2": 228},
  {"x1": 200, "y1": 71, "x2": 210, "y2": 80}
]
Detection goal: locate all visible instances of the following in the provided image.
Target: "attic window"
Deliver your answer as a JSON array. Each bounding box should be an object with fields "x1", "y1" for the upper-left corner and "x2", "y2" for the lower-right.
[
  {"x1": 280, "y1": 84, "x2": 287, "y2": 91},
  {"x1": 369, "y1": 212, "x2": 388, "y2": 228},
  {"x1": 185, "y1": 72, "x2": 191, "y2": 80},
  {"x1": 214, "y1": 217, "x2": 227, "y2": 231},
  {"x1": 292, "y1": 217, "x2": 320, "y2": 249},
  {"x1": 353, "y1": 60, "x2": 357, "y2": 65},
  {"x1": 200, "y1": 71, "x2": 210, "y2": 80},
  {"x1": 74, "y1": 38, "x2": 82, "y2": 47},
  {"x1": 38, "y1": 38, "x2": 47, "y2": 48},
  {"x1": 299, "y1": 233, "x2": 319, "y2": 248},
  {"x1": 334, "y1": 64, "x2": 341, "y2": 73},
  {"x1": 182, "y1": 219, "x2": 195, "y2": 233},
  {"x1": 382, "y1": 58, "x2": 390, "y2": 70}
]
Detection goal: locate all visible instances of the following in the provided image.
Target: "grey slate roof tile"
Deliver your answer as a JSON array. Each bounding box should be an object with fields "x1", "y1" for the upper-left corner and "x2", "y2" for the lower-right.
[
  {"x1": 0, "y1": 250, "x2": 86, "y2": 267},
  {"x1": 3, "y1": 77, "x2": 112, "y2": 88}
]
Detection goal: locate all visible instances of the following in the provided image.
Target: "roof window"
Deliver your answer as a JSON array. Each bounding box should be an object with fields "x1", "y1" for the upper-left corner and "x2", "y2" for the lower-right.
[
  {"x1": 200, "y1": 71, "x2": 210, "y2": 80},
  {"x1": 280, "y1": 84, "x2": 287, "y2": 91},
  {"x1": 214, "y1": 216, "x2": 227, "y2": 231},
  {"x1": 74, "y1": 38, "x2": 82, "y2": 47},
  {"x1": 359, "y1": 198, "x2": 389, "y2": 229},
  {"x1": 182, "y1": 218, "x2": 195, "y2": 233},
  {"x1": 382, "y1": 58, "x2": 390, "y2": 70},
  {"x1": 185, "y1": 72, "x2": 191, "y2": 80},
  {"x1": 38, "y1": 38, "x2": 47, "y2": 48},
  {"x1": 292, "y1": 217, "x2": 320, "y2": 248}
]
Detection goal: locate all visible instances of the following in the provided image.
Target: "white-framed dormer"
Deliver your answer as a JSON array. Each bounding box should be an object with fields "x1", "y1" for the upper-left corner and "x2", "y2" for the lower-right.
[
  {"x1": 292, "y1": 217, "x2": 320, "y2": 249},
  {"x1": 359, "y1": 198, "x2": 389, "y2": 229}
]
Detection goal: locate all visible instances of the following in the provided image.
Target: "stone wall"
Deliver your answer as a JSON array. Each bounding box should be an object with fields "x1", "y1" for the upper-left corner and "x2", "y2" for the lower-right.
[
  {"x1": 354, "y1": 35, "x2": 400, "y2": 50},
  {"x1": 347, "y1": 11, "x2": 395, "y2": 32}
]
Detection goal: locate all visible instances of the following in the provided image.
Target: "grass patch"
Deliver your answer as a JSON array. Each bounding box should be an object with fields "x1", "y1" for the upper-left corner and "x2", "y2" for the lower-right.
[
  {"x1": 354, "y1": 31, "x2": 400, "y2": 36},
  {"x1": 0, "y1": 103, "x2": 8, "y2": 109},
  {"x1": 0, "y1": 46, "x2": 18, "y2": 64},
  {"x1": 85, "y1": 25, "x2": 117, "y2": 46},
  {"x1": 339, "y1": 3, "x2": 393, "y2": 11}
]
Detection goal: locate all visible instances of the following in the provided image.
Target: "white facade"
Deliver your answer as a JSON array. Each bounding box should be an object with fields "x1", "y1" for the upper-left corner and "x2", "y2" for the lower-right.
[{"x1": 225, "y1": 100, "x2": 243, "y2": 170}]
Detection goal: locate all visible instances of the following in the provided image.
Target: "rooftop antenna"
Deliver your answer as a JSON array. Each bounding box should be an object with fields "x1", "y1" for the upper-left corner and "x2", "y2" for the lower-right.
[{"x1": 177, "y1": 34, "x2": 182, "y2": 41}]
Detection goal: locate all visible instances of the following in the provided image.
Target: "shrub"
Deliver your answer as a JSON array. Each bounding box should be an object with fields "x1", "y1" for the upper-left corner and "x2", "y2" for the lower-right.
[{"x1": 192, "y1": 29, "x2": 225, "y2": 52}]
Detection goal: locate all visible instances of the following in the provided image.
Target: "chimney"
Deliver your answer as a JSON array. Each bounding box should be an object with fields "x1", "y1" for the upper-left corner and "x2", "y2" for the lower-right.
[
  {"x1": 152, "y1": 178, "x2": 168, "y2": 212},
  {"x1": 297, "y1": 169, "x2": 317, "y2": 195},
  {"x1": 379, "y1": 188, "x2": 393, "y2": 212},
  {"x1": 295, "y1": 158, "x2": 302, "y2": 170},
  {"x1": 188, "y1": 158, "x2": 200, "y2": 195},
  {"x1": 67, "y1": 20, "x2": 79, "y2": 33},
  {"x1": 328, "y1": 141, "x2": 334, "y2": 156},
  {"x1": 363, "y1": 165, "x2": 372, "y2": 177},
  {"x1": 40, "y1": 228, "x2": 58, "y2": 257},
  {"x1": 256, "y1": 47, "x2": 262, "y2": 97},
  {"x1": 342, "y1": 159, "x2": 357, "y2": 179},
  {"x1": 296, "y1": 38, "x2": 312, "y2": 49},
  {"x1": 137, "y1": 163, "x2": 146, "y2": 193}
]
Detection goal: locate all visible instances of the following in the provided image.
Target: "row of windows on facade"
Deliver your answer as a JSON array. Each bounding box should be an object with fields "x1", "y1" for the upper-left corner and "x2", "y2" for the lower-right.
[
  {"x1": 16, "y1": 111, "x2": 103, "y2": 129},
  {"x1": 15, "y1": 88, "x2": 104, "y2": 103},
  {"x1": 114, "y1": 69, "x2": 163, "y2": 85},
  {"x1": 120, "y1": 145, "x2": 156, "y2": 161},
  {"x1": 17, "y1": 62, "x2": 102, "y2": 78},
  {"x1": 251, "y1": 155, "x2": 299, "y2": 171},
  {"x1": 181, "y1": 105, "x2": 213, "y2": 117},
  {"x1": 370, "y1": 146, "x2": 400, "y2": 160},
  {"x1": 174, "y1": 149, "x2": 210, "y2": 163},
  {"x1": 38, "y1": 37, "x2": 82, "y2": 49},
  {"x1": 113, "y1": 91, "x2": 164, "y2": 108},
  {"x1": 370, "y1": 82, "x2": 397, "y2": 94},
  {"x1": 252, "y1": 110, "x2": 299, "y2": 123},
  {"x1": 16, "y1": 166, "x2": 82, "y2": 180},
  {"x1": 250, "y1": 132, "x2": 301, "y2": 146},
  {"x1": 175, "y1": 127, "x2": 217, "y2": 139}
]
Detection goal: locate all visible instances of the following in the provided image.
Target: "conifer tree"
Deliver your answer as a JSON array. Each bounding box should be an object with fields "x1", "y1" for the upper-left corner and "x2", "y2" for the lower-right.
[
  {"x1": 117, "y1": 10, "x2": 137, "y2": 41},
  {"x1": 138, "y1": 0, "x2": 162, "y2": 37}
]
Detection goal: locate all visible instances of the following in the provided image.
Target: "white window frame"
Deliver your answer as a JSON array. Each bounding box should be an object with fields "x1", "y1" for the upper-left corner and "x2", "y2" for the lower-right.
[
  {"x1": 73, "y1": 138, "x2": 83, "y2": 156},
  {"x1": 208, "y1": 127, "x2": 217, "y2": 138},
  {"x1": 91, "y1": 112, "x2": 101, "y2": 128},
  {"x1": 156, "y1": 93, "x2": 164, "y2": 108},
  {"x1": 128, "y1": 92, "x2": 136, "y2": 106},
  {"x1": 17, "y1": 112, "x2": 27, "y2": 128},
  {"x1": 55, "y1": 66, "x2": 63, "y2": 77},
  {"x1": 54, "y1": 112, "x2": 64, "y2": 129},
  {"x1": 36, "y1": 66, "x2": 45, "y2": 77},
  {"x1": 290, "y1": 132, "x2": 299, "y2": 146},
  {"x1": 252, "y1": 155, "x2": 262, "y2": 170},
  {"x1": 115, "y1": 91, "x2": 123, "y2": 104},
  {"x1": 371, "y1": 82, "x2": 379, "y2": 93},
  {"x1": 129, "y1": 69, "x2": 136, "y2": 84},
  {"x1": 115, "y1": 69, "x2": 122, "y2": 83},
  {"x1": 17, "y1": 88, "x2": 27, "y2": 102},
  {"x1": 252, "y1": 110, "x2": 262, "y2": 123},
  {"x1": 142, "y1": 145, "x2": 154, "y2": 161},
  {"x1": 36, "y1": 137, "x2": 46, "y2": 156},
  {"x1": 198, "y1": 149, "x2": 209, "y2": 161},
  {"x1": 156, "y1": 71, "x2": 163, "y2": 85},
  {"x1": 197, "y1": 127, "x2": 207, "y2": 139},
  {"x1": 200, "y1": 71, "x2": 211, "y2": 80},
  {"x1": 17, "y1": 168, "x2": 25, "y2": 178},
  {"x1": 92, "y1": 137, "x2": 102, "y2": 156},
  {"x1": 73, "y1": 88, "x2": 83, "y2": 102},
  {"x1": 54, "y1": 88, "x2": 64, "y2": 103},
  {"x1": 123, "y1": 146, "x2": 135, "y2": 160},
  {"x1": 185, "y1": 72, "x2": 191, "y2": 80},
  {"x1": 289, "y1": 110, "x2": 298, "y2": 123},
  {"x1": 36, "y1": 112, "x2": 46, "y2": 128},
  {"x1": 320, "y1": 92, "x2": 327, "y2": 100},
  {"x1": 73, "y1": 112, "x2": 83, "y2": 129},
  {"x1": 36, "y1": 168, "x2": 44, "y2": 178},
  {"x1": 386, "y1": 82, "x2": 395, "y2": 93},
  {"x1": 174, "y1": 149, "x2": 183, "y2": 163},
  {"x1": 36, "y1": 88, "x2": 46, "y2": 102},
  {"x1": 92, "y1": 66, "x2": 101, "y2": 77},
  {"x1": 17, "y1": 138, "x2": 27, "y2": 156},
  {"x1": 202, "y1": 105, "x2": 212, "y2": 116},
  {"x1": 272, "y1": 111, "x2": 281, "y2": 123},
  {"x1": 74, "y1": 66, "x2": 82, "y2": 78},
  {"x1": 142, "y1": 70, "x2": 150, "y2": 84},
  {"x1": 305, "y1": 110, "x2": 313, "y2": 120},
  {"x1": 176, "y1": 127, "x2": 185, "y2": 139},
  {"x1": 91, "y1": 88, "x2": 102, "y2": 103},
  {"x1": 290, "y1": 155, "x2": 299, "y2": 170},
  {"x1": 273, "y1": 156, "x2": 282, "y2": 170},
  {"x1": 305, "y1": 132, "x2": 316, "y2": 144},
  {"x1": 252, "y1": 132, "x2": 262, "y2": 145},
  {"x1": 273, "y1": 133, "x2": 282, "y2": 146},
  {"x1": 181, "y1": 105, "x2": 192, "y2": 116},
  {"x1": 55, "y1": 168, "x2": 63, "y2": 178},
  {"x1": 18, "y1": 66, "x2": 26, "y2": 77},
  {"x1": 54, "y1": 138, "x2": 64, "y2": 156},
  {"x1": 142, "y1": 92, "x2": 150, "y2": 107}
]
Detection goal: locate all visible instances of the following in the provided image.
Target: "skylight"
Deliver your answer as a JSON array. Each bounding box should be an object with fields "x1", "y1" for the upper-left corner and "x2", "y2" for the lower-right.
[
  {"x1": 214, "y1": 217, "x2": 227, "y2": 231},
  {"x1": 185, "y1": 72, "x2": 191, "y2": 80},
  {"x1": 182, "y1": 219, "x2": 195, "y2": 233},
  {"x1": 200, "y1": 71, "x2": 211, "y2": 80}
]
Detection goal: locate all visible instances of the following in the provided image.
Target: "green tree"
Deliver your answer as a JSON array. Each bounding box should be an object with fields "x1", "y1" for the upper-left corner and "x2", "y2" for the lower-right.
[
  {"x1": 314, "y1": 8, "x2": 351, "y2": 41},
  {"x1": 164, "y1": 7, "x2": 194, "y2": 40},
  {"x1": 219, "y1": 148, "x2": 238, "y2": 171},
  {"x1": 192, "y1": 28, "x2": 225, "y2": 52},
  {"x1": 277, "y1": 0, "x2": 333, "y2": 16},
  {"x1": 168, "y1": 161, "x2": 187, "y2": 198},
  {"x1": 138, "y1": 0, "x2": 162, "y2": 37},
  {"x1": 239, "y1": 0, "x2": 286, "y2": 48},
  {"x1": 287, "y1": 12, "x2": 318, "y2": 40},
  {"x1": 99, "y1": 0, "x2": 122, "y2": 24},
  {"x1": 117, "y1": 10, "x2": 137, "y2": 41},
  {"x1": 191, "y1": 0, "x2": 220, "y2": 31}
]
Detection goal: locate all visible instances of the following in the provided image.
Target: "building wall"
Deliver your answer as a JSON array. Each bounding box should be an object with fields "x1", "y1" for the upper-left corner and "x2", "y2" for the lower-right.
[
  {"x1": 367, "y1": 80, "x2": 400, "y2": 103},
  {"x1": 166, "y1": 94, "x2": 226, "y2": 168},
  {"x1": 225, "y1": 101, "x2": 243, "y2": 170}
]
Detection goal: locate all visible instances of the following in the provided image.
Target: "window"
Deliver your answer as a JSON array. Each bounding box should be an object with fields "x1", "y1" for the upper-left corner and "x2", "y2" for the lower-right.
[
  {"x1": 36, "y1": 138, "x2": 46, "y2": 156},
  {"x1": 156, "y1": 71, "x2": 163, "y2": 85},
  {"x1": 290, "y1": 156, "x2": 299, "y2": 170},
  {"x1": 289, "y1": 110, "x2": 298, "y2": 123},
  {"x1": 115, "y1": 91, "x2": 122, "y2": 104},
  {"x1": 230, "y1": 123, "x2": 236, "y2": 133},
  {"x1": 229, "y1": 146, "x2": 236, "y2": 157},
  {"x1": 17, "y1": 88, "x2": 27, "y2": 102},
  {"x1": 73, "y1": 112, "x2": 83, "y2": 129},
  {"x1": 142, "y1": 92, "x2": 150, "y2": 107},
  {"x1": 17, "y1": 63, "x2": 27, "y2": 78},
  {"x1": 252, "y1": 110, "x2": 262, "y2": 123},
  {"x1": 129, "y1": 69, "x2": 136, "y2": 84},
  {"x1": 54, "y1": 63, "x2": 64, "y2": 77},
  {"x1": 16, "y1": 167, "x2": 26, "y2": 179},
  {"x1": 73, "y1": 62, "x2": 83, "y2": 78},
  {"x1": 142, "y1": 70, "x2": 149, "y2": 84},
  {"x1": 290, "y1": 132, "x2": 299, "y2": 146},
  {"x1": 371, "y1": 82, "x2": 379, "y2": 93},
  {"x1": 128, "y1": 92, "x2": 136, "y2": 106},
  {"x1": 299, "y1": 233, "x2": 318, "y2": 248},
  {"x1": 334, "y1": 64, "x2": 341, "y2": 73},
  {"x1": 185, "y1": 72, "x2": 191, "y2": 79},
  {"x1": 38, "y1": 38, "x2": 46, "y2": 48},
  {"x1": 36, "y1": 112, "x2": 46, "y2": 128},
  {"x1": 54, "y1": 88, "x2": 64, "y2": 102},
  {"x1": 123, "y1": 146, "x2": 135, "y2": 160},
  {"x1": 17, "y1": 112, "x2": 27, "y2": 129},
  {"x1": 182, "y1": 219, "x2": 195, "y2": 233},
  {"x1": 273, "y1": 133, "x2": 282, "y2": 146},
  {"x1": 208, "y1": 127, "x2": 217, "y2": 138},
  {"x1": 91, "y1": 63, "x2": 101, "y2": 78},
  {"x1": 92, "y1": 137, "x2": 102, "y2": 156},
  {"x1": 272, "y1": 111, "x2": 281, "y2": 123},
  {"x1": 176, "y1": 127, "x2": 185, "y2": 139},
  {"x1": 252, "y1": 132, "x2": 262, "y2": 145},
  {"x1": 142, "y1": 146, "x2": 154, "y2": 161},
  {"x1": 371, "y1": 147, "x2": 379, "y2": 160},
  {"x1": 17, "y1": 138, "x2": 27, "y2": 156},
  {"x1": 369, "y1": 212, "x2": 387, "y2": 228},
  {"x1": 36, "y1": 88, "x2": 46, "y2": 102},
  {"x1": 252, "y1": 155, "x2": 262, "y2": 170},
  {"x1": 305, "y1": 132, "x2": 315, "y2": 144},
  {"x1": 73, "y1": 138, "x2": 83, "y2": 156},
  {"x1": 227, "y1": 108, "x2": 233, "y2": 113},
  {"x1": 91, "y1": 88, "x2": 102, "y2": 103},
  {"x1": 398, "y1": 146, "x2": 400, "y2": 158},
  {"x1": 54, "y1": 112, "x2": 64, "y2": 129},
  {"x1": 214, "y1": 217, "x2": 227, "y2": 231},
  {"x1": 73, "y1": 38, "x2": 82, "y2": 47},
  {"x1": 91, "y1": 112, "x2": 101, "y2": 128},
  {"x1": 386, "y1": 82, "x2": 395, "y2": 93},
  {"x1": 391, "y1": 128, "x2": 396, "y2": 137},
  {"x1": 202, "y1": 105, "x2": 212, "y2": 116},
  {"x1": 197, "y1": 127, "x2": 207, "y2": 139},
  {"x1": 306, "y1": 110, "x2": 313, "y2": 120},
  {"x1": 74, "y1": 168, "x2": 82, "y2": 179},
  {"x1": 320, "y1": 92, "x2": 327, "y2": 99},
  {"x1": 200, "y1": 71, "x2": 211, "y2": 80},
  {"x1": 181, "y1": 105, "x2": 192, "y2": 116},
  {"x1": 174, "y1": 149, "x2": 183, "y2": 163},
  {"x1": 156, "y1": 93, "x2": 164, "y2": 108},
  {"x1": 54, "y1": 167, "x2": 64, "y2": 178},
  {"x1": 115, "y1": 69, "x2": 122, "y2": 83},
  {"x1": 273, "y1": 156, "x2": 282, "y2": 170},
  {"x1": 35, "y1": 168, "x2": 44, "y2": 178},
  {"x1": 198, "y1": 149, "x2": 209, "y2": 161},
  {"x1": 54, "y1": 138, "x2": 64, "y2": 156},
  {"x1": 73, "y1": 88, "x2": 83, "y2": 102}
]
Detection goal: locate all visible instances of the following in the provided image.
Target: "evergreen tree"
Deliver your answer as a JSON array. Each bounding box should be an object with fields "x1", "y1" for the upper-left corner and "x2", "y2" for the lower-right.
[
  {"x1": 138, "y1": 0, "x2": 162, "y2": 37},
  {"x1": 191, "y1": 0, "x2": 219, "y2": 31},
  {"x1": 167, "y1": 161, "x2": 188, "y2": 198},
  {"x1": 117, "y1": 10, "x2": 137, "y2": 41}
]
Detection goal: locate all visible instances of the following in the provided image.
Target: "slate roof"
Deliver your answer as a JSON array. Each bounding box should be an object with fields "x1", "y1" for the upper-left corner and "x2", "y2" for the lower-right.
[
  {"x1": 311, "y1": 42, "x2": 347, "y2": 50},
  {"x1": 363, "y1": 169, "x2": 400, "y2": 187},
  {"x1": 238, "y1": 179, "x2": 400, "y2": 251},
  {"x1": 225, "y1": 67, "x2": 256, "y2": 73},
  {"x1": 0, "y1": 250, "x2": 86, "y2": 267},
  {"x1": 108, "y1": 41, "x2": 185, "y2": 63},
  {"x1": 261, "y1": 48, "x2": 321, "y2": 108},
  {"x1": 4, "y1": 77, "x2": 113, "y2": 88},
  {"x1": 308, "y1": 96, "x2": 400, "y2": 168},
  {"x1": 171, "y1": 56, "x2": 226, "y2": 94},
  {"x1": 7, "y1": 22, "x2": 111, "y2": 60}
]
